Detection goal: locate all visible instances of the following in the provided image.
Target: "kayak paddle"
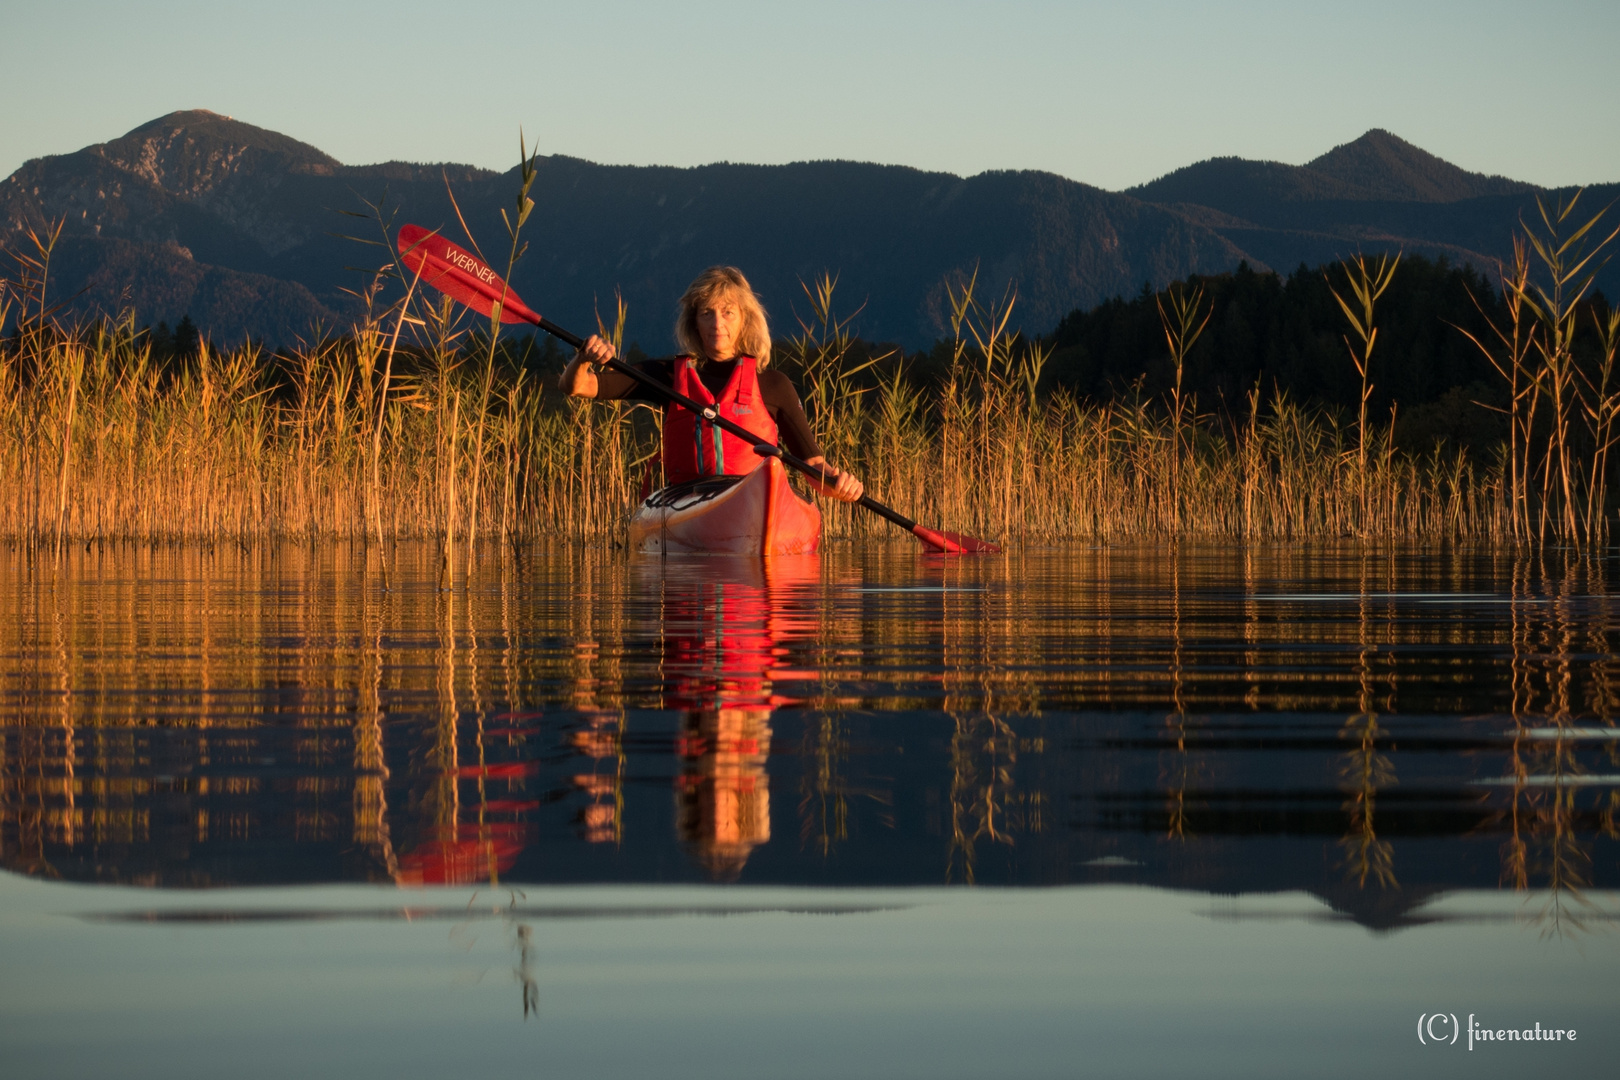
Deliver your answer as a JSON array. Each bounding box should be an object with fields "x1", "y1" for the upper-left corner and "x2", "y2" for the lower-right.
[{"x1": 395, "y1": 224, "x2": 1000, "y2": 554}]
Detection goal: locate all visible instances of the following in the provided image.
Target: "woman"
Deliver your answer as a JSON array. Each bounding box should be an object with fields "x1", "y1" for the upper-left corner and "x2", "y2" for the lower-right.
[{"x1": 559, "y1": 266, "x2": 864, "y2": 503}]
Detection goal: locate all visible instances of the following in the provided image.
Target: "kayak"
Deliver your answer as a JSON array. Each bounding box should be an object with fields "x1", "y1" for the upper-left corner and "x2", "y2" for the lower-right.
[{"x1": 629, "y1": 458, "x2": 821, "y2": 555}]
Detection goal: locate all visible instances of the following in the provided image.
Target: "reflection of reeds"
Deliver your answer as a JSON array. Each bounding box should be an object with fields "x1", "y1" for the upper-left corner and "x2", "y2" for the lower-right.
[
  {"x1": 946, "y1": 713, "x2": 1020, "y2": 884},
  {"x1": 1500, "y1": 718, "x2": 1600, "y2": 937},
  {"x1": 1339, "y1": 714, "x2": 1397, "y2": 889},
  {"x1": 570, "y1": 711, "x2": 625, "y2": 845},
  {"x1": 1160, "y1": 555, "x2": 1198, "y2": 840},
  {"x1": 13, "y1": 539, "x2": 1620, "y2": 911},
  {"x1": 1484, "y1": 551, "x2": 1620, "y2": 936},
  {"x1": 414, "y1": 587, "x2": 462, "y2": 859},
  {"x1": 932, "y1": 556, "x2": 1046, "y2": 883},
  {"x1": 351, "y1": 582, "x2": 398, "y2": 876},
  {"x1": 1339, "y1": 563, "x2": 1397, "y2": 889},
  {"x1": 799, "y1": 714, "x2": 849, "y2": 856}
]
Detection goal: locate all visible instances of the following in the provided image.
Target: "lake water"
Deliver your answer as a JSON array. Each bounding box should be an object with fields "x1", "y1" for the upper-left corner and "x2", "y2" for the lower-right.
[{"x1": 3, "y1": 541, "x2": 1617, "y2": 1078}]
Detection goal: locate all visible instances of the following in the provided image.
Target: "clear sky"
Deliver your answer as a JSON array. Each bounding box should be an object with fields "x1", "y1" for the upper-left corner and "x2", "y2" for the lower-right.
[{"x1": 4, "y1": 0, "x2": 1618, "y2": 190}]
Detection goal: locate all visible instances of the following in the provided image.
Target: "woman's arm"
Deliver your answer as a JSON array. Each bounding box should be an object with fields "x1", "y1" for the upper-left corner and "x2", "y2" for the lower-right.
[
  {"x1": 753, "y1": 371, "x2": 863, "y2": 502},
  {"x1": 804, "y1": 456, "x2": 864, "y2": 503},
  {"x1": 559, "y1": 335, "x2": 616, "y2": 397}
]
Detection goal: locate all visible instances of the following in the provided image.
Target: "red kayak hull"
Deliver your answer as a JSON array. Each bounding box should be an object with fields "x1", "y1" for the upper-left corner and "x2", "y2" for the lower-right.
[{"x1": 630, "y1": 460, "x2": 821, "y2": 555}]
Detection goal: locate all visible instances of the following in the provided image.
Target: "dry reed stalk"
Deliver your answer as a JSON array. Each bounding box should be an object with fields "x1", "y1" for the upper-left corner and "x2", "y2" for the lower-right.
[
  {"x1": 1586, "y1": 305, "x2": 1620, "y2": 541},
  {"x1": 1155, "y1": 282, "x2": 1212, "y2": 531},
  {"x1": 1465, "y1": 191, "x2": 1620, "y2": 545},
  {"x1": 1457, "y1": 239, "x2": 1538, "y2": 542},
  {"x1": 1328, "y1": 252, "x2": 1401, "y2": 535}
]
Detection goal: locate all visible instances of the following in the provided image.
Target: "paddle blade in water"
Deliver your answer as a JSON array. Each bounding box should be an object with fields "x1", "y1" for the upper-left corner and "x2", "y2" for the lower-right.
[
  {"x1": 396, "y1": 224, "x2": 541, "y2": 326},
  {"x1": 911, "y1": 525, "x2": 1001, "y2": 555}
]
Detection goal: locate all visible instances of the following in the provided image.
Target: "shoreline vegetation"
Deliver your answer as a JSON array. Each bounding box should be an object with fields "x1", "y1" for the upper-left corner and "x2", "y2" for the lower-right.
[{"x1": 3, "y1": 189, "x2": 1617, "y2": 554}]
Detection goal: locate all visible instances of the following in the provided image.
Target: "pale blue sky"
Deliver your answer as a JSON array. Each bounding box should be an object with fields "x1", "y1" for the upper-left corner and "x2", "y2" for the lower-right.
[{"x1": 4, "y1": 0, "x2": 1618, "y2": 190}]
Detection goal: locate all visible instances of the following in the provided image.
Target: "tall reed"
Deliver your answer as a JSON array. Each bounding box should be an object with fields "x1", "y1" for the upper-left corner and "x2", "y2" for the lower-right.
[
  {"x1": 1458, "y1": 190, "x2": 1620, "y2": 545},
  {"x1": 1155, "y1": 282, "x2": 1211, "y2": 531},
  {"x1": 1328, "y1": 251, "x2": 1401, "y2": 534}
]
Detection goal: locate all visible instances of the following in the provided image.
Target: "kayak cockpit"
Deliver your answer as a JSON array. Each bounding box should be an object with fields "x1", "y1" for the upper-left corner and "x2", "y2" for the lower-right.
[
  {"x1": 643, "y1": 475, "x2": 745, "y2": 511},
  {"x1": 629, "y1": 460, "x2": 820, "y2": 556}
]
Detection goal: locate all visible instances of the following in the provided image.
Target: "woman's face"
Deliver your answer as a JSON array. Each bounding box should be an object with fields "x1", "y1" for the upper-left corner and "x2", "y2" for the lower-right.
[{"x1": 695, "y1": 291, "x2": 743, "y2": 361}]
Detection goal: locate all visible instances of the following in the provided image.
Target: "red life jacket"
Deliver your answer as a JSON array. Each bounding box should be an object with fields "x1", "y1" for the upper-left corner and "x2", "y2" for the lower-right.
[{"x1": 661, "y1": 356, "x2": 780, "y2": 485}]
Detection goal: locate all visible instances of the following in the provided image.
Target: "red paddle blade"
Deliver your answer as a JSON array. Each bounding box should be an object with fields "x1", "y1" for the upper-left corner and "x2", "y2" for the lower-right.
[
  {"x1": 396, "y1": 224, "x2": 541, "y2": 326},
  {"x1": 911, "y1": 524, "x2": 1001, "y2": 554}
]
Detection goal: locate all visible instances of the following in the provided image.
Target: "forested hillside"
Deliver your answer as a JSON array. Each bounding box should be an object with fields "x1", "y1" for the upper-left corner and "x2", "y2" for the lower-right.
[{"x1": 6, "y1": 112, "x2": 1615, "y2": 353}]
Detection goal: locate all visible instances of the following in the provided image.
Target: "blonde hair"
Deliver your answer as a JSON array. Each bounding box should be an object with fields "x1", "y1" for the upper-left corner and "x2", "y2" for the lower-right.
[{"x1": 674, "y1": 266, "x2": 772, "y2": 366}]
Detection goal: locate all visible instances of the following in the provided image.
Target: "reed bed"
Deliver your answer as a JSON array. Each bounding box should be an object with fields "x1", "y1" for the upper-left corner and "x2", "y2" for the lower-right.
[
  {"x1": 796, "y1": 271, "x2": 1510, "y2": 544},
  {"x1": 1454, "y1": 192, "x2": 1620, "y2": 544},
  {"x1": 1, "y1": 221, "x2": 650, "y2": 552},
  {"x1": 6, "y1": 189, "x2": 1615, "y2": 550}
]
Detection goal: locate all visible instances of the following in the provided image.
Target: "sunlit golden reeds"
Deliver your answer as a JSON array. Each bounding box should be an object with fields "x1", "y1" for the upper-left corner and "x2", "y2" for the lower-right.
[
  {"x1": 1458, "y1": 190, "x2": 1620, "y2": 545},
  {"x1": 14, "y1": 192, "x2": 1620, "y2": 548},
  {"x1": 793, "y1": 269, "x2": 1511, "y2": 545},
  {"x1": 0, "y1": 252, "x2": 1513, "y2": 548},
  {"x1": 1156, "y1": 281, "x2": 1212, "y2": 531},
  {"x1": 0, "y1": 213, "x2": 655, "y2": 554},
  {"x1": 1328, "y1": 251, "x2": 1401, "y2": 532}
]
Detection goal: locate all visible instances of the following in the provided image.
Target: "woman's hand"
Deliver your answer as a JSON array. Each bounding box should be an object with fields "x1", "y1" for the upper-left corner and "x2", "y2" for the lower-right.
[
  {"x1": 805, "y1": 457, "x2": 864, "y2": 503},
  {"x1": 560, "y1": 335, "x2": 616, "y2": 397}
]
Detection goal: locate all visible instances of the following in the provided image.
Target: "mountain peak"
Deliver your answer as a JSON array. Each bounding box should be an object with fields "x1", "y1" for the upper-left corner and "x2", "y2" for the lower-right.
[
  {"x1": 119, "y1": 110, "x2": 339, "y2": 165},
  {"x1": 93, "y1": 110, "x2": 341, "y2": 197},
  {"x1": 1306, "y1": 129, "x2": 1531, "y2": 202}
]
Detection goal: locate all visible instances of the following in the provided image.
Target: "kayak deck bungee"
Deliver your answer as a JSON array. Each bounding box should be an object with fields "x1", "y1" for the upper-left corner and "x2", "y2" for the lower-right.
[{"x1": 630, "y1": 459, "x2": 821, "y2": 555}]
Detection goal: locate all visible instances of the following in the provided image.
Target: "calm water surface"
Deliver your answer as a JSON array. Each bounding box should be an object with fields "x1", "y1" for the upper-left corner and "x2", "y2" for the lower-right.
[{"x1": 3, "y1": 542, "x2": 1617, "y2": 1077}]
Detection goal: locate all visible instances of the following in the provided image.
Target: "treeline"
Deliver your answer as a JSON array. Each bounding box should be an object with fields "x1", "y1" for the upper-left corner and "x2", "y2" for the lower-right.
[
  {"x1": 141, "y1": 316, "x2": 205, "y2": 365},
  {"x1": 1039, "y1": 257, "x2": 1527, "y2": 453},
  {"x1": 1047, "y1": 257, "x2": 1507, "y2": 411}
]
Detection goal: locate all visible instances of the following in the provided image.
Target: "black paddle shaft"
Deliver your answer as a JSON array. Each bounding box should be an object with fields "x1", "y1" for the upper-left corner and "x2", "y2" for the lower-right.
[{"x1": 537, "y1": 316, "x2": 920, "y2": 532}]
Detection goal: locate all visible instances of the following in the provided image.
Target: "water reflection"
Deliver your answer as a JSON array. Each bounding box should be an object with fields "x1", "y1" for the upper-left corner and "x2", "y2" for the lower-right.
[
  {"x1": 2, "y1": 542, "x2": 1619, "y2": 928},
  {"x1": 1340, "y1": 555, "x2": 1396, "y2": 891},
  {"x1": 655, "y1": 556, "x2": 816, "y2": 879}
]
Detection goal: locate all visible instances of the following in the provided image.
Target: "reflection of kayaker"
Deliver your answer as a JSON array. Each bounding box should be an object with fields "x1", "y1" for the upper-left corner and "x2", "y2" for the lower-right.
[
  {"x1": 560, "y1": 267, "x2": 864, "y2": 554},
  {"x1": 676, "y1": 706, "x2": 773, "y2": 881},
  {"x1": 650, "y1": 555, "x2": 819, "y2": 880}
]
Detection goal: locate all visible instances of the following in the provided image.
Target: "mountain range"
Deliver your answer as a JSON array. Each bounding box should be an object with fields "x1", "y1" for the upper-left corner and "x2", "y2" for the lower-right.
[{"x1": 2, "y1": 110, "x2": 1613, "y2": 350}]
